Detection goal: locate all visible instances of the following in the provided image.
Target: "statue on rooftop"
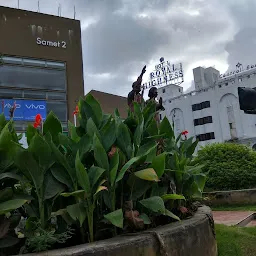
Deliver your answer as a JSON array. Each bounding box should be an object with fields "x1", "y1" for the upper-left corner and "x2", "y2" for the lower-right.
[
  {"x1": 146, "y1": 86, "x2": 165, "y2": 124},
  {"x1": 127, "y1": 65, "x2": 146, "y2": 112}
]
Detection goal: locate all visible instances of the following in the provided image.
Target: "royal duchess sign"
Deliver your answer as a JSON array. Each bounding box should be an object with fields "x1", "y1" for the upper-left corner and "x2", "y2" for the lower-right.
[
  {"x1": 142, "y1": 57, "x2": 184, "y2": 89},
  {"x1": 1, "y1": 99, "x2": 46, "y2": 121}
]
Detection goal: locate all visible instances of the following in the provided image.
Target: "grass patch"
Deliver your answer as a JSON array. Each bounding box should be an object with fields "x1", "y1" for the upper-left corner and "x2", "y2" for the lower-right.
[
  {"x1": 212, "y1": 204, "x2": 256, "y2": 211},
  {"x1": 216, "y1": 224, "x2": 256, "y2": 256}
]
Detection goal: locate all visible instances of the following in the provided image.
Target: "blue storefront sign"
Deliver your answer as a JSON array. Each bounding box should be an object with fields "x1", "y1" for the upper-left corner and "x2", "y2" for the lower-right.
[{"x1": 0, "y1": 99, "x2": 47, "y2": 121}]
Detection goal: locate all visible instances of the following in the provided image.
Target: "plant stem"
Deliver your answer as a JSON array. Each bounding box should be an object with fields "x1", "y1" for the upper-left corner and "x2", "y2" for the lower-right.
[
  {"x1": 39, "y1": 197, "x2": 45, "y2": 229},
  {"x1": 87, "y1": 209, "x2": 94, "y2": 242}
]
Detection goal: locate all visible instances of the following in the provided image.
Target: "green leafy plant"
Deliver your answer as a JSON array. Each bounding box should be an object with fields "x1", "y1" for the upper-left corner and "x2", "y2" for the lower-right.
[
  {"x1": 195, "y1": 143, "x2": 256, "y2": 190},
  {"x1": 0, "y1": 92, "x2": 209, "y2": 254}
]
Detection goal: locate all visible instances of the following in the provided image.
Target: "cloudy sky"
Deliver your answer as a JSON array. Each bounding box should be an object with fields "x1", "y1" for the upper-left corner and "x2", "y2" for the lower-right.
[{"x1": 1, "y1": 0, "x2": 256, "y2": 96}]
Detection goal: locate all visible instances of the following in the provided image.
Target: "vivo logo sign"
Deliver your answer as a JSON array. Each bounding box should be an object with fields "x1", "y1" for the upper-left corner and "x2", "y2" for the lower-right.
[
  {"x1": 26, "y1": 104, "x2": 45, "y2": 110},
  {"x1": 1, "y1": 99, "x2": 46, "y2": 121},
  {"x1": 4, "y1": 103, "x2": 21, "y2": 109}
]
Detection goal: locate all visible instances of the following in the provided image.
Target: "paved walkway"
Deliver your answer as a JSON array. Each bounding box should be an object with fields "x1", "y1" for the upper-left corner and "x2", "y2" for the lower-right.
[{"x1": 212, "y1": 211, "x2": 254, "y2": 226}]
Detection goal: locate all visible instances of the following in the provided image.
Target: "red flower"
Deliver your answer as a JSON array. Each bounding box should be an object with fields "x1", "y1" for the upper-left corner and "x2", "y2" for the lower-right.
[
  {"x1": 73, "y1": 106, "x2": 79, "y2": 116},
  {"x1": 181, "y1": 130, "x2": 188, "y2": 135},
  {"x1": 34, "y1": 114, "x2": 42, "y2": 128}
]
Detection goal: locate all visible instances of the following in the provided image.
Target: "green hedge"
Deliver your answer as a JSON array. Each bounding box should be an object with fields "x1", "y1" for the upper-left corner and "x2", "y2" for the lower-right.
[{"x1": 195, "y1": 143, "x2": 256, "y2": 191}]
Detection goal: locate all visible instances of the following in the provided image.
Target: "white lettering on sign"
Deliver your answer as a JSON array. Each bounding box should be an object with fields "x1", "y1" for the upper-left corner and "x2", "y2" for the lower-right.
[
  {"x1": 4, "y1": 103, "x2": 21, "y2": 109},
  {"x1": 36, "y1": 37, "x2": 67, "y2": 49},
  {"x1": 25, "y1": 104, "x2": 45, "y2": 110}
]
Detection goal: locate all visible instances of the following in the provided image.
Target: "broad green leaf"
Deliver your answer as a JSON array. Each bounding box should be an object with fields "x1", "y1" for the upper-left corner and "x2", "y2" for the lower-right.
[
  {"x1": 84, "y1": 93, "x2": 103, "y2": 126},
  {"x1": 0, "y1": 188, "x2": 13, "y2": 203},
  {"x1": 100, "y1": 118, "x2": 116, "y2": 151},
  {"x1": 0, "y1": 199, "x2": 28, "y2": 215},
  {"x1": 43, "y1": 111, "x2": 62, "y2": 144},
  {"x1": 116, "y1": 122, "x2": 133, "y2": 159},
  {"x1": 50, "y1": 140, "x2": 76, "y2": 187},
  {"x1": 159, "y1": 117, "x2": 174, "y2": 139},
  {"x1": 164, "y1": 209, "x2": 180, "y2": 221},
  {"x1": 139, "y1": 213, "x2": 151, "y2": 224},
  {"x1": 186, "y1": 139, "x2": 199, "y2": 157},
  {"x1": 93, "y1": 134, "x2": 109, "y2": 171},
  {"x1": 88, "y1": 166, "x2": 105, "y2": 188},
  {"x1": 110, "y1": 151, "x2": 119, "y2": 187},
  {"x1": 58, "y1": 133, "x2": 74, "y2": 152},
  {"x1": 136, "y1": 141, "x2": 157, "y2": 157},
  {"x1": 14, "y1": 151, "x2": 43, "y2": 194},
  {"x1": 134, "y1": 119, "x2": 144, "y2": 147},
  {"x1": 67, "y1": 203, "x2": 87, "y2": 227},
  {"x1": 87, "y1": 118, "x2": 101, "y2": 138},
  {"x1": 142, "y1": 101, "x2": 157, "y2": 128},
  {"x1": 29, "y1": 134, "x2": 53, "y2": 170},
  {"x1": 0, "y1": 172, "x2": 24, "y2": 182},
  {"x1": 133, "y1": 102, "x2": 143, "y2": 123},
  {"x1": 61, "y1": 190, "x2": 85, "y2": 197},
  {"x1": 75, "y1": 134, "x2": 92, "y2": 159},
  {"x1": 26, "y1": 124, "x2": 38, "y2": 146},
  {"x1": 68, "y1": 121, "x2": 80, "y2": 142},
  {"x1": 44, "y1": 171, "x2": 65, "y2": 200},
  {"x1": 127, "y1": 176, "x2": 152, "y2": 200},
  {"x1": 194, "y1": 174, "x2": 207, "y2": 192},
  {"x1": 51, "y1": 165, "x2": 74, "y2": 190},
  {"x1": 0, "y1": 123, "x2": 12, "y2": 149},
  {"x1": 75, "y1": 151, "x2": 90, "y2": 194},
  {"x1": 0, "y1": 113, "x2": 6, "y2": 130},
  {"x1": 139, "y1": 196, "x2": 165, "y2": 214},
  {"x1": 151, "y1": 153, "x2": 166, "y2": 178},
  {"x1": 146, "y1": 119, "x2": 158, "y2": 136},
  {"x1": 104, "y1": 209, "x2": 123, "y2": 228},
  {"x1": 134, "y1": 168, "x2": 159, "y2": 182},
  {"x1": 115, "y1": 156, "x2": 141, "y2": 183},
  {"x1": 161, "y1": 194, "x2": 185, "y2": 201}
]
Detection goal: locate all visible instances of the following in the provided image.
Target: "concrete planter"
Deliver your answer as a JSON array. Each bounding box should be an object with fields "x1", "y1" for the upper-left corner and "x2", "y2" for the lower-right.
[
  {"x1": 203, "y1": 188, "x2": 256, "y2": 206},
  {"x1": 21, "y1": 206, "x2": 217, "y2": 256}
]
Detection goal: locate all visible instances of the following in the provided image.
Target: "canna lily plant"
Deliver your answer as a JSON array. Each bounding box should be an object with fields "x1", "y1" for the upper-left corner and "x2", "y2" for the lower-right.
[{"x1": 0, "y1": 92, "x2": 208, "y2": 254}]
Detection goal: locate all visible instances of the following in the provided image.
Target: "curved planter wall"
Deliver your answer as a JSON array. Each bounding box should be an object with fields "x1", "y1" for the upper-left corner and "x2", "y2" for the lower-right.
[
  {"x1": 203, "y1": 188, "x2": 256, "y2": 206},
  {"x1": 21, "y1": 206, "x2": 217, "y2": 256}
]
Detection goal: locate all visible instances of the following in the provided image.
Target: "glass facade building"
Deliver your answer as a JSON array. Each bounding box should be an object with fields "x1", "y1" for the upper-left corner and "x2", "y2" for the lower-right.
[
  {"x1": 0, "y1": 55, "x2": 67, "y2": 131},
  {"x1": 0, "y1": 6, "x2": 84, "y2": 133}
]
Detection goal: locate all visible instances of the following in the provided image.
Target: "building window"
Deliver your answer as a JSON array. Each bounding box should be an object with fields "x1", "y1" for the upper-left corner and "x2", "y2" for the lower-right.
[
  {"x1": 179, "y1": 88, "x2": 182, "y2": 92},
  {"x1": 219, "y1": 84, "x2": 222, "y2": 88},
  {"x1": 0, "y1": 55, "x2": 67, "y2": 124},
  {"x1": 162, "y1": 89, "x2": 165, "y2": 93},
  {"x1": 238, "y1": 77, "x2": 242, "y2": 82},
  {"x1": 203, "y1": 116, "x2": 213, "y2": 124},
  {"x1": 247, "y1": 75, "x2": 251, "y2": 79},
  {"x1": 194, "y1": 116, "x2": 213, "y2": 126},
  {"x1": 196, "y1": 132, "x2": 215, "y2": 141},
  {"x1": 225, "y1": 82, "x2": 228, "y2": 86},
  {"x1": 202, "y1": 101, "x2": 210, "y2": 108},
  {"x1": 192, "y1": 101, "x2": 210, "y2": 111},
  {"x1": 159, "y1": 114, "x2": 162, "y2": 120}
]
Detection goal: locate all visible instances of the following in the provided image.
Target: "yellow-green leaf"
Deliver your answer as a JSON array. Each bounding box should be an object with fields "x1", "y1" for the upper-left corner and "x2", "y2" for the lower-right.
[
  {"x1": 161, "y1": 194, "x2": 185, "y2": 201},
  {"x1": 134, "y1": 168, "x2": 159, "y2": 182}
]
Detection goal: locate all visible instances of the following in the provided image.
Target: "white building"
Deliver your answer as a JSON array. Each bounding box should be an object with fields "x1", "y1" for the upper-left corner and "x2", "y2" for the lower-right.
[{"x1": 158, "y1": 64, "x2": 256, "y2": 150}]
